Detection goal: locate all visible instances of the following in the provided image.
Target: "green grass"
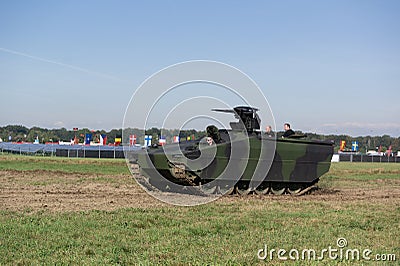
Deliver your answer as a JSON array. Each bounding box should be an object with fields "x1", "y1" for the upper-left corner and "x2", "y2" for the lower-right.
[
  {"x1": 329, "y1": 162, "x2": 400, "y2": 178},
  {"x1": 0, "y1": 203, "x2": 398, "y2": 265},
  {"x1": 0, "y1": 154, "x2": 130, "y2": 175},
  {"x1": 0, "y1": 155, "x2": 399, "y2": 265},
  {"x1": 319, "y1": 162, "x2": 400, "y2": 190}
]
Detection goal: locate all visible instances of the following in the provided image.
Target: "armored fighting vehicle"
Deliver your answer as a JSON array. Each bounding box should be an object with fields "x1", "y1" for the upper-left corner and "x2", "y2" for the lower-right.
[{"x1": 134, "y1": 106, "x2": 334, "y2": 195}]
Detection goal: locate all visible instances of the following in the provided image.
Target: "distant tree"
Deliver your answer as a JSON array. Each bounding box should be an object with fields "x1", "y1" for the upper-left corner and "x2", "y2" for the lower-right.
[{"x1": 1, "y1": 125, "x2": 399, "y2": 152}]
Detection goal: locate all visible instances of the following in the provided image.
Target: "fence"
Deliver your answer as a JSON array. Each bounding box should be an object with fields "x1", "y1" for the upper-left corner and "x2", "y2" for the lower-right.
[
  {"x1": 55, "y1": 147, "x2": 125, "y2": 159},
  {"x1": 2, "y1": 142, "x2": 399, "y2": 162},
  {"x1": 0, "y1": 142, "x2": 140, "y2": 159},
  {"x1": 338, "y1": 154, "x2": 400, "y2": 163}
]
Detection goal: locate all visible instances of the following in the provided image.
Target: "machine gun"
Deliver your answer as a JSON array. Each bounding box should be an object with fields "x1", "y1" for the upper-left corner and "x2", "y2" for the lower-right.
[{"x1": 212, "y1": 106, "x2": 261, "y2": 134}]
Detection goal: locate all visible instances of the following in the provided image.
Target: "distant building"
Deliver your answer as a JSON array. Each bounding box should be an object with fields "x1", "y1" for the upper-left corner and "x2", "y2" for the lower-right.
[{"x1": 366, "y1": 150, "x2": 383, "y2": 156}]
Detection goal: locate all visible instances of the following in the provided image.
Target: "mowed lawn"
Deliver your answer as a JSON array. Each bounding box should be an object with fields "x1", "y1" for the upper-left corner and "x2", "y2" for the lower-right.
[{"x1": 0, "y1": 155, "x2": 399, "y2": 265}]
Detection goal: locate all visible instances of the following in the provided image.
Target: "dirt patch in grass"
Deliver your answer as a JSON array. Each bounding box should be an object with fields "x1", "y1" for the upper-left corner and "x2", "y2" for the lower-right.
[
  {"x1": 0, "y1": 169, "x2": 165, "y2": 212},
  {"x1": 1, "y1": 169, "x2": 399, "y2": 212}
]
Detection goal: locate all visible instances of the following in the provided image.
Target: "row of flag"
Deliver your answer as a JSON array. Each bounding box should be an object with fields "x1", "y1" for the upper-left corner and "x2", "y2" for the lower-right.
[
  {"x1": 340, "y1": 140, "x2": 393, "y2": 155},
  {"x1": 84, "y1": 133, "x2": 108, "y2": 145},
  {"x1": 129, "y1": 134, "x2": 195, "y2": 146},
  {"x1": 6, "y1": 130, "x2": 193, "y2": 147},
  {"x1": 340, "y1": 140, "x2": 360, "y2": 152}
]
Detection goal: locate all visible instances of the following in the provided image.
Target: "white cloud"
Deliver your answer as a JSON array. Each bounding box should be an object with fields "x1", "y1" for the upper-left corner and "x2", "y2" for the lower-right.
[
  {"x1": 323, "y1": 122, "x2": 400, "y2": 129},
  {"x1": 320, "y1": 122, "x2": 400, "y2": 136},
  {"x1": 53, "y1": 121, "x2": 66, "y2": 128}
]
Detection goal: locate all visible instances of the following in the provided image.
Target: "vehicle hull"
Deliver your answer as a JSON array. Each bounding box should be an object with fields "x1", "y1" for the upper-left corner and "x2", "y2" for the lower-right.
[{"x1": 137, "y1": 134, "x2": 334, "y2": 192}]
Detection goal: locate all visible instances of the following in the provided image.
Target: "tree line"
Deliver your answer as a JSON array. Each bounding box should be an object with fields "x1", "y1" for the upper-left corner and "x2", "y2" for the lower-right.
[{"x1": 1, "y1": 125, "x2": 399, "y2": 153}]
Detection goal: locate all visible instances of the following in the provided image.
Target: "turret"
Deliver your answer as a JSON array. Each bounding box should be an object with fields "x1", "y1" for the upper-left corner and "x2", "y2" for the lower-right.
[{"x1": 212, "y1": 106, "x2": 261, "y2": 133}]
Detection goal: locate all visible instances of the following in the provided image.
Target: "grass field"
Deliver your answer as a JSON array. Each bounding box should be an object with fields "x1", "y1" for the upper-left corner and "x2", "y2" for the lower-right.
[{"x1": 0, "y1": 155, "x2": 399, "y2": 265}]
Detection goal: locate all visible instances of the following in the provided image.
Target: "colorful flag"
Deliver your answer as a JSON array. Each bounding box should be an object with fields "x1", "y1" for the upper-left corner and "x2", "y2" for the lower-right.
[
  {"x1": 100, "y1": 134, "x2": 107, "y2": 145},
  {"x1": 351, "y1": 141, "x2": 359, "y2": 152},
  {"x1": 144, "y1": 135, "x2": 152, "y2": 147},
  {"x1": 115, "y1": 134, "x2": 122, "y2": 145},
  {"x1": 340, "y1": 140, "x2": 346, "y2": 151},
  {"x1": 387, "y1": 145, "x2": 392, "y2": 156},
  {"x1": 85, "y1": 133, "x2": 92, "y2": 145},
  {"x1": 158, "y1": 136, "x2": 166, "y2": 146},
  {"x1": 173, "y1": 136, "x2": 180, "y2": 143},
  {"x1": 187, "y1": 134, "x2": 195, "y2": 141},
  {"x1": 129, "y1": 134, "x2": 137, "y2": 146}
]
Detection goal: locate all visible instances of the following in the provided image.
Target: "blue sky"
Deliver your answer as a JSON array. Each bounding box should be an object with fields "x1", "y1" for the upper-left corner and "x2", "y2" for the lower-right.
[{"x1": 0, "y1": 1, "x2": 399, "y2": 136}]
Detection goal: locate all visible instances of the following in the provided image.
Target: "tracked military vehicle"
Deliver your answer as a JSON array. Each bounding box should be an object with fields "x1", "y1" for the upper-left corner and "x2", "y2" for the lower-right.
[{"x1": 134, "y1": 106, "x2": 334, "y2": 195}]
